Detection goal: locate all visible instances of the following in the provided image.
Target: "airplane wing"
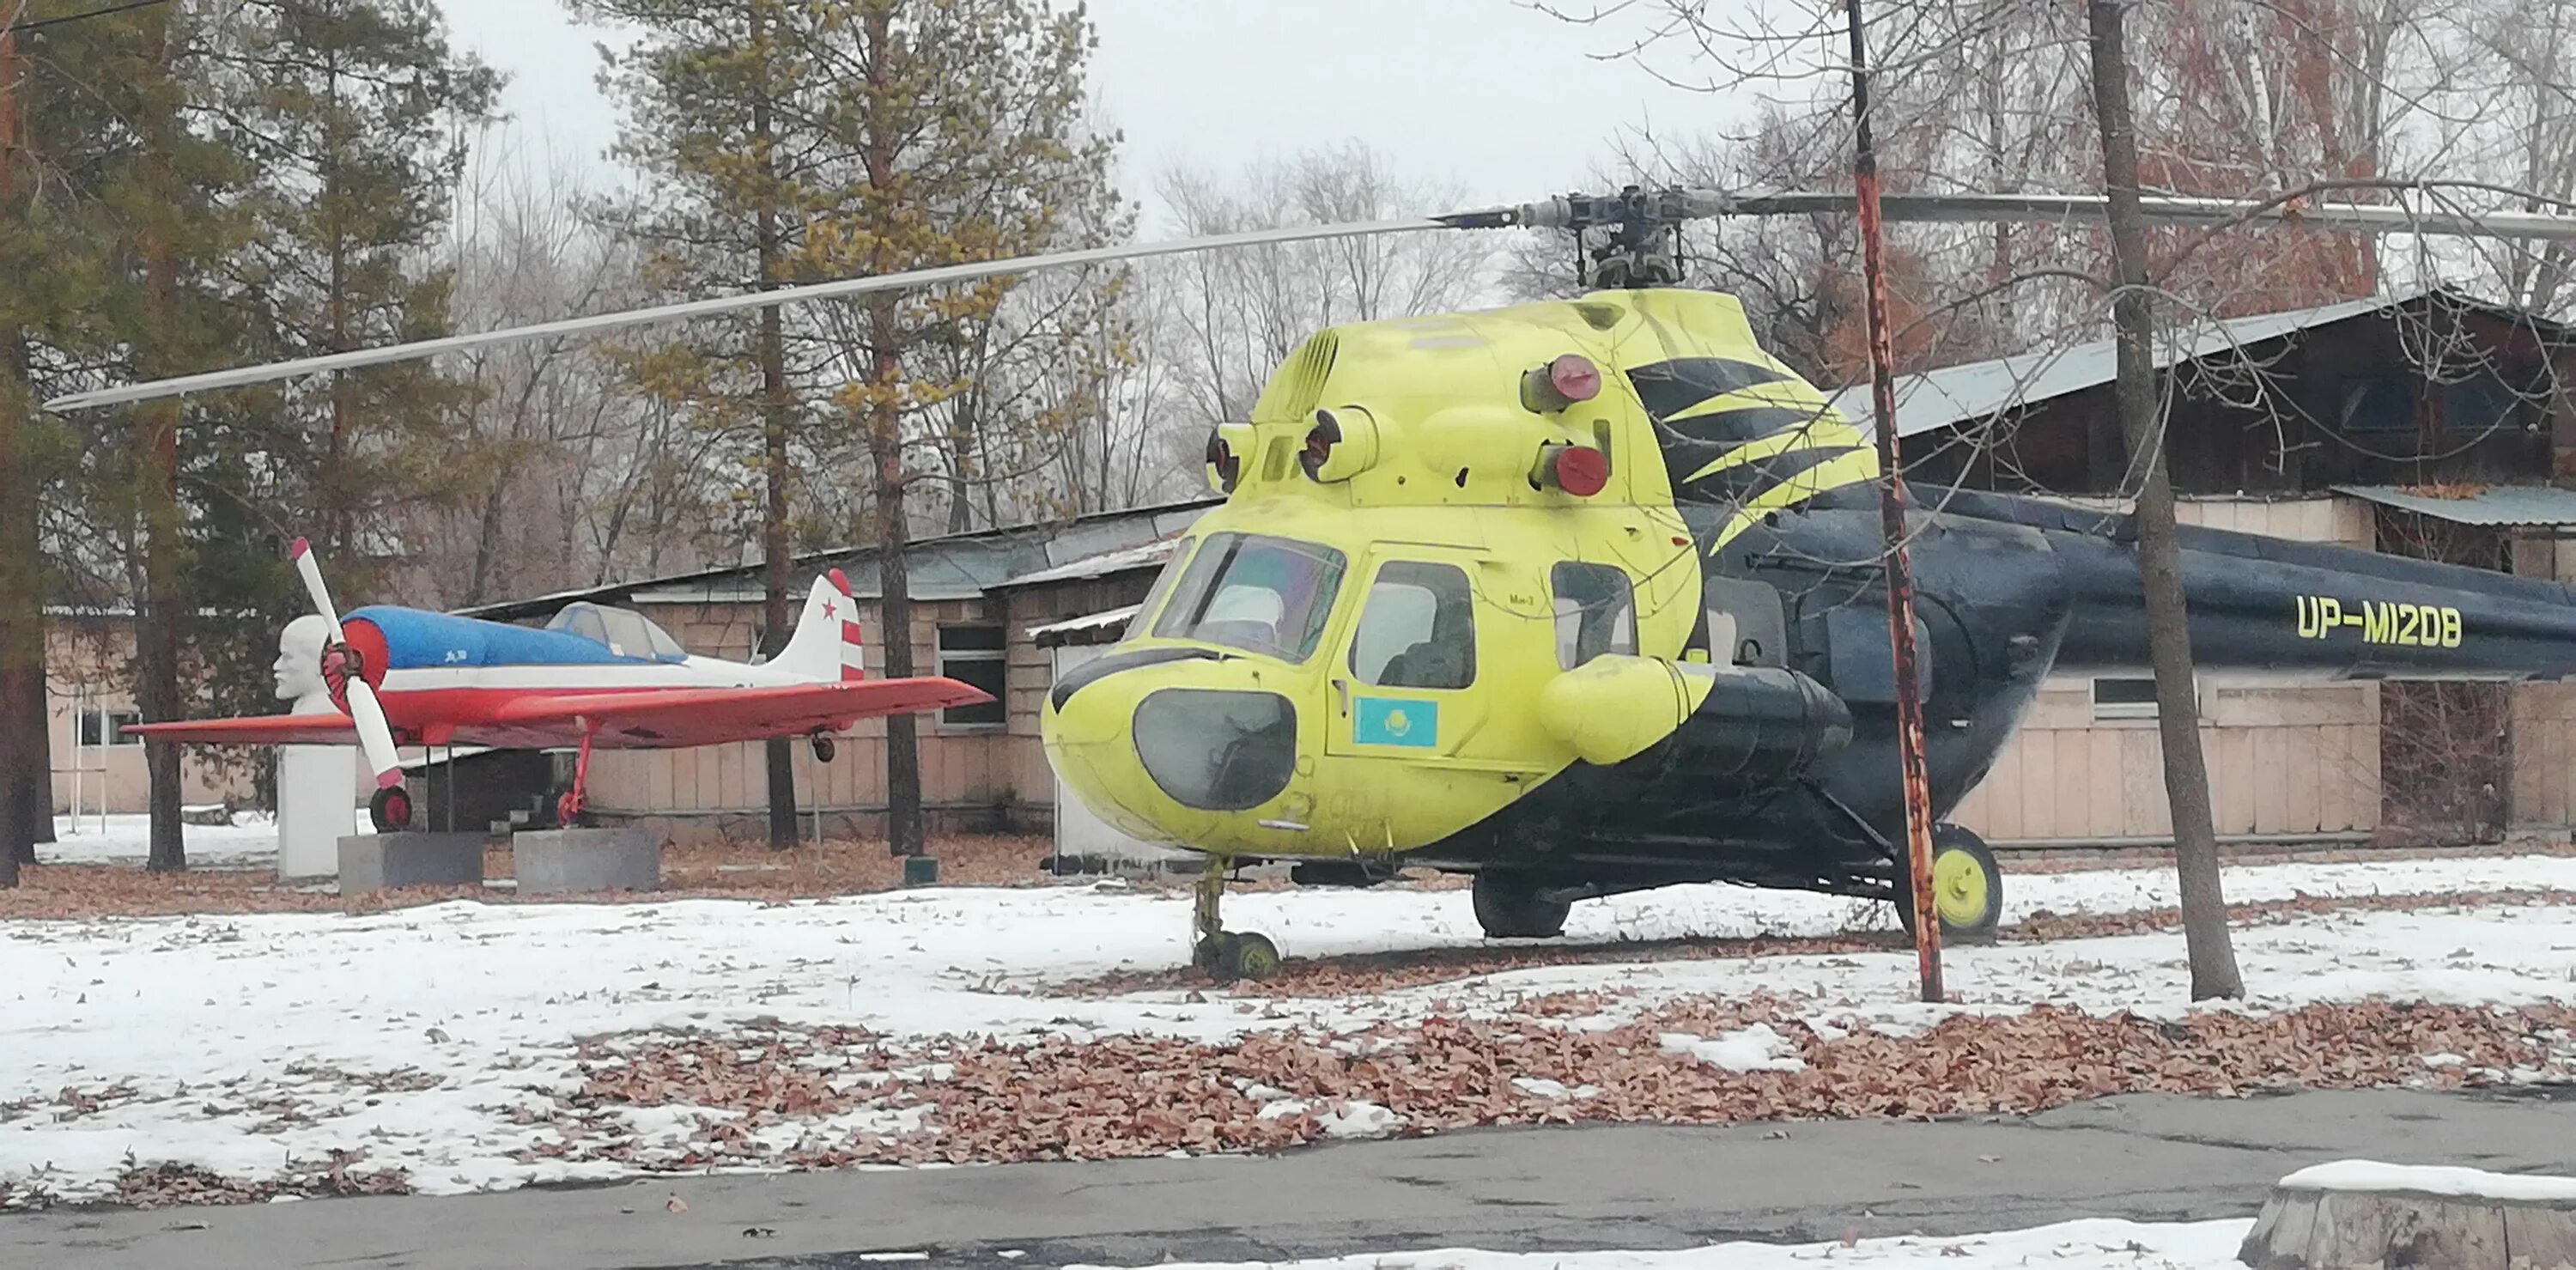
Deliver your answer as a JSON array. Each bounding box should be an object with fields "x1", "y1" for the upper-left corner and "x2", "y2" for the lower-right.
[
  {"x1": 125, "y1": 714, "x2": 360, "y2": 746},
  {"x1": 462, "y1": 677, "x2": 993, "y2": 749}
]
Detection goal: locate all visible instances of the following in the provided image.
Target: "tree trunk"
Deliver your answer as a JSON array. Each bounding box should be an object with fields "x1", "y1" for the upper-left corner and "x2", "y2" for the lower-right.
[
  {"x1": 868, "y1": 335, "x2": 922, "y2": 859},
  {"x1": 131, "y1": 8, "x2": 188, "y2": 873},
  {"x1": 860, "y1": 4, "x2": 922, "y2": 860},
  {"x1": 2087, "y1": 0, "x2": 2239, "y2": 1000},
  {"x1": 0, "y1": 22, "x2": 34, "y2": 883},
  {"x1": 750, "y1": 0, "x2": 799, "y2": 850}
]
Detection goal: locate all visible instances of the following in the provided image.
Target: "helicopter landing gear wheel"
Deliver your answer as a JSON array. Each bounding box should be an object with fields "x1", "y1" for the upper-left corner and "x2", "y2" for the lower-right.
[
  {"x1": 811, "y1": 732, "x2": 837, "y2": 763},
  {"x1": 1472, "y1": 871, "x2": 1571, "y2": 939},
  {"x1": 1895, "y1": 823, "x2": 2003, "y2": 944},
  {"x1": 369, "y1": 784, "x2": 412, "y2": 833},
  {"x1": 1190, "y1": 856, "x2": 1283, "y2": 981}
]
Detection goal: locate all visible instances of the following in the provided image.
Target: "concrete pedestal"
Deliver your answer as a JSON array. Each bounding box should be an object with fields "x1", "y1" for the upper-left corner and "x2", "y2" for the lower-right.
[
  {"x1": 279, "y1": 744, "x2": 358, "y2": 879},
  {"x1": 339, "y1": 832, "x2": 486, "y2": 893},
  {"x1": 513, "y1": 828, "x2": 661, "y2": 895}
]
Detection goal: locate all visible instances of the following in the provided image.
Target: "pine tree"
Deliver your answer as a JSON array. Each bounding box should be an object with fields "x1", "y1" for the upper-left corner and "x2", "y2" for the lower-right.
[
  {"x1": 204, "y1": 0, "x2": 497, "y2": 583},
  {"x1": 587, "y1": 0, "x2": 1127, "y2": 855}
]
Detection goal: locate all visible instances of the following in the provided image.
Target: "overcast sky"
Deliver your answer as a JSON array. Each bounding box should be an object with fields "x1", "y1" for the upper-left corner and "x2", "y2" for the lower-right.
[{"x1": 436, "y1": 0, "x2": 1773, "y2": 228}]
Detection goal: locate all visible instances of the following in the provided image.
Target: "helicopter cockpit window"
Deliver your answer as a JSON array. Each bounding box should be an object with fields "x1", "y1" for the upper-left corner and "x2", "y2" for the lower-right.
[
  {"x1": 1152, "y1": 532, "x2": 1347, "y2": 663},
  {"x1": 1122, "y1": 538, "x2": 1197, "y2": 641},
  {"x1": 1552, "y1": 562, "x2": 1637, "y2": 670},
  {"x1": 1349, "y1": 562, "x2": 1475, "y2": 690}
]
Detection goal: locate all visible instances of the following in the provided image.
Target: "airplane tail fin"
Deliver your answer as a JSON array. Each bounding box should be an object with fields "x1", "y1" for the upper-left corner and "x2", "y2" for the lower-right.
[{"x1": 776, "y1": 569, "x2": 867, "y2": 683}]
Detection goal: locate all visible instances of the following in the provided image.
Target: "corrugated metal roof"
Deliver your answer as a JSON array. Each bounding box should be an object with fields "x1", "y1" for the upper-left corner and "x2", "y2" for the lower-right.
[
  {"x1": 1027, "y1": 605, "x2": 1140, "y2": 646},
  {"x1": 1826, "y1": 295, "x2": 2398, "y2": 439},
  {"x1": 2333, "y1": 483, "x2": 2576, "y2": 526},
  {"x1": 997, "y1": 537, "x2": 1181, "y2": 589},
  {"x1": 453, "y1": 495, "x2": 1220, "y2": 620}
]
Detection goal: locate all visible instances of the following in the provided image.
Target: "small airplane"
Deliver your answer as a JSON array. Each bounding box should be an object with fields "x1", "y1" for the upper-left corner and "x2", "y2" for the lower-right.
[
  {"x1": 58, "y1": 184, "x2": 2576, "y2": 981},
  {"x1": 129, "y1": 539, "x2": 992, "y2": 832}
]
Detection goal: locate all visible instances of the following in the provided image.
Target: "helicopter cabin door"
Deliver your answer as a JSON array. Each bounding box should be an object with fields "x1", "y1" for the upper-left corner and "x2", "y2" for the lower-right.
[{"x1": 1324, "y1": 550, "x2": 1498, "y2": 765}]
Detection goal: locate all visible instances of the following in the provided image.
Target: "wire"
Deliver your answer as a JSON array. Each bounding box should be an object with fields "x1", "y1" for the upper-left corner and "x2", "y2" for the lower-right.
[{"x1": 7, "y1": 0, "x2": 171, "y2": 33}]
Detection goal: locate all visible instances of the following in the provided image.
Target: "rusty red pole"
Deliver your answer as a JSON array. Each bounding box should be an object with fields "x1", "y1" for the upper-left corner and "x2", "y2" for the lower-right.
[{"x1": 1844, "y1": 0, "x2": 1942, "y2": 1003}]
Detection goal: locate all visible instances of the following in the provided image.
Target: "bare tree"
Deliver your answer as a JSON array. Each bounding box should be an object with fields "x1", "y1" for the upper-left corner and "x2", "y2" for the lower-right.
[{"x1": 2087, "y1": 0, "x2": 2244, "y2": 1000}]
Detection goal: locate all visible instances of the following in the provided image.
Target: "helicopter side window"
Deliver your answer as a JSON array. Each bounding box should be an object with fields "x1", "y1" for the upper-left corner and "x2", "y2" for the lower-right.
[
  {"x1": 1552, "y1": 562, "x2": 1637, "y2": 670},
  {"x1": 1152, "y1": 532, "x2": 1347, "y2": 663},
  {"x1": 1349, "y1": 562, "x2": 1475, "y2": 690}
]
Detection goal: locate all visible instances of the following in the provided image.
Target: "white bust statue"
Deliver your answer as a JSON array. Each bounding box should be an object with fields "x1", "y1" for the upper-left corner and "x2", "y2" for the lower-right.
[{"x1": 274, "y1": 614, "x2": 334, "y2": 714}]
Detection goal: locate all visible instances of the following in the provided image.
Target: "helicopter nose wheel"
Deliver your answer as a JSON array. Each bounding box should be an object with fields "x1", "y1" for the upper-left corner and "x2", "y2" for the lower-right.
[
  {"x1": 369, "y1": 784, "x2": 413, "y2": 833},
  {"x1": 1190, "y1": 855, "x2": 1281, "y2": 981}
]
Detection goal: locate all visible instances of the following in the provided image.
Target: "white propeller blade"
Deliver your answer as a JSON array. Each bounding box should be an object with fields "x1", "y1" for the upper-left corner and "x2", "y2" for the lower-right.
[
  {"x1": 42, "y1": 217, "x2": 1445, "y2": 410},
  {"x1": 290, "y1": 538, "x2": 404, "y2": 788}
]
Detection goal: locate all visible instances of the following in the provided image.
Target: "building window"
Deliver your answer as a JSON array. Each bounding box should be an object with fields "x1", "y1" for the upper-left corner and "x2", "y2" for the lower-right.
[
  {"x1": 2336, "y1": 376, "x2": 2415, "y2": 433},
  {"x1": 2091, "y1": 677, "x2": 2160, "y2": 720},
  {"x1": 938, "y1": 624, "x2": 1007, "y2": 726},
  {"x1": 2440, "y1": 376, "x2": 2518, "y2": 432},
  {"x1": 77, "y1": 708, "x2": 143, "y2": 747},
  {"x1": 1552, "y1": 562, "x2": 1637, "y2": 670}
]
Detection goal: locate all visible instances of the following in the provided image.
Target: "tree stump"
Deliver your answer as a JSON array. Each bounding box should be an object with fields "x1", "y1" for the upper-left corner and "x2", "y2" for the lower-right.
[{"x1": 2239, "y1": 1160, "x2": 2576, "y2": 1268}]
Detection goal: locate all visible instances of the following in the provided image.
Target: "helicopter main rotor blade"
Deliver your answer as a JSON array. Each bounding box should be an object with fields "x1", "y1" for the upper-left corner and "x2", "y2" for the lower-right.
[
  {"x1": 43, "y1": 217, "x2": 1446, "y2": 411},
  {"x1": 1466, "y1": 188, "x2": 2576, "y2": 242}
]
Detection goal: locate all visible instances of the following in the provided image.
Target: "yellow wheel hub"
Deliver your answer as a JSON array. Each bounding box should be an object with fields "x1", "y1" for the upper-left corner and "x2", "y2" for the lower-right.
[{"x1": 1931, "y1": 847, "x2": 1991, "y2": 927}]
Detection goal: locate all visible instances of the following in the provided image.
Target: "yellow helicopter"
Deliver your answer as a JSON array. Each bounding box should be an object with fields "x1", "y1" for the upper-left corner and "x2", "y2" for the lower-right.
[{"x1": 60, "y1": 189, "x2": 2576, "y2": 982}]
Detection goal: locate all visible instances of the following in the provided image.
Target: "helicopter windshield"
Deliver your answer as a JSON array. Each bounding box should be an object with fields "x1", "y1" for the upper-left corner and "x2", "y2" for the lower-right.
[{"x1": 1151, "y1": 532, "x2": 1346, "y2": 662}]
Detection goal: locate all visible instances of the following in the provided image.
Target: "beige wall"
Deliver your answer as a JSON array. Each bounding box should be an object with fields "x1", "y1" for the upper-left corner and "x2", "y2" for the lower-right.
[
  {"x1": 1947, "y1": 495, "x2": 2385, "y2": 843},
  {"x1": 1948, "y1": 678, "x2": 2382, "y2": 842},
  {"x1": 45, "y1": 621, "x2": 255, "y2": 815}
]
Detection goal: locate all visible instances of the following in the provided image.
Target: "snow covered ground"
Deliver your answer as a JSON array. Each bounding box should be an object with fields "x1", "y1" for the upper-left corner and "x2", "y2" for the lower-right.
[
  {"x1": 5, "y1": 850, "x2": 2576, "y2": 1203},
  {"x1": 1094, "y1": 1219, "x2": 2257, "y2": 1270},
  {"x1": 42, "y1": 811, "x2": 368, "y2": 869},
  {"x1": 42, "y1": 812, "x2": 307, "y2": 869}
]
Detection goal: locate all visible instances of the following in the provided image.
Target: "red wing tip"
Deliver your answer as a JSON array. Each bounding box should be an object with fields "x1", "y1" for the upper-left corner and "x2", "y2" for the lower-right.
[
  {"x1": 374, "y1": 769, "x2": 404, "y2": 789},
  {"x1": 289, "y1": 538, "x2": 310, "y2": 559}
]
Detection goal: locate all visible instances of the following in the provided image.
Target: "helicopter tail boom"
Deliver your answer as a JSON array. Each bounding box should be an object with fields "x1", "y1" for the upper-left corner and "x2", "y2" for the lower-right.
[{"x1": 2045, "y1": 520, "x2": 2576, "y2": 682}]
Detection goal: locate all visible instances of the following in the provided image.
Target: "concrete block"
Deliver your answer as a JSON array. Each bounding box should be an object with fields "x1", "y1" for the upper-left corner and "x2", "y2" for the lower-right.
[
  {"x1": 513, "y1": 828, "x2": 661, "y2": 895},
  {"x1": 339, "y1": 833, "x2": 488, "y2": 893}
]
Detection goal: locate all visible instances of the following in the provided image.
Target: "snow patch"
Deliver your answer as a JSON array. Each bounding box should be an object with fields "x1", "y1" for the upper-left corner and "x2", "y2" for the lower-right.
[
  {"x1": 1315, "y1": 1101, "x2": 1400, "y2": 1139},
  {"x1": 1658, "y1": 1024, "x2": 1804, "y2": 1073},
  {"x1": 2279, "y1": 1159, "x2": 2576, "y2": 1201},
  {"x1": 1066, "y1": 1217, "x2": 2258, "y2": 1269}
]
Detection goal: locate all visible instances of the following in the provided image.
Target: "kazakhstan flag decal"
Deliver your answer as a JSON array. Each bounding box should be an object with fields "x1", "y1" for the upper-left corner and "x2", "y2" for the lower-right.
[{"x1": 1352, "y1": 697, "x2": 1438, "y2": 749}]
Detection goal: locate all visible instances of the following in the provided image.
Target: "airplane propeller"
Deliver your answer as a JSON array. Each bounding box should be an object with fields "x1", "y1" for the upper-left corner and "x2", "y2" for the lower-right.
[
  {"x1": 289, "y1": 538, "x2": 407, "y2": 795},
  {"x1": 39, "y1": 185, "x2": 2576, "y2": 412}
]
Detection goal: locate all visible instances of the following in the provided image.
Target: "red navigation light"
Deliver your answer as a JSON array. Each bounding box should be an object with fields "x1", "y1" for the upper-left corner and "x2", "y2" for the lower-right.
[
  {"x1": 1548, "y1": 354, "x2": 1601, "y2": 404},
  {"x1": 1204, "y1": 429, "x2": 1240, "y2": 493},
  {"x1": 1552, "y1": 445, "x2": 1610, "y2": 497}
]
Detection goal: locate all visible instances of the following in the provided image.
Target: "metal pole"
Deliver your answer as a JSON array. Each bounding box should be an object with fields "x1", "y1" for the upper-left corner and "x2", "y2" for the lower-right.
[{"x1": 1844, "y1": 0, "x2": 1943, "y2": 1002}]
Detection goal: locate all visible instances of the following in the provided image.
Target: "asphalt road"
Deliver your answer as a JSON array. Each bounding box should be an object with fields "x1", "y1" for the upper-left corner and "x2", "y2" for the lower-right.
[{"x1": 9, "y1": 1086, "x2": 2575, "y2": 1270}]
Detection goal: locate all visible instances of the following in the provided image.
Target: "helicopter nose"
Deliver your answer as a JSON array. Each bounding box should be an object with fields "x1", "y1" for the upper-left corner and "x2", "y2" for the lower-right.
[{"x1": 1042, "y1": 659, "x2": 1298, "y2": 838}]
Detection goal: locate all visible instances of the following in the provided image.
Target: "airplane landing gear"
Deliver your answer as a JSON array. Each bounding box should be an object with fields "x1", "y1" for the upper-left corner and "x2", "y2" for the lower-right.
[
  {"x1": 556, "y1": 726, "x2": 598, "y2": 829},
  {"x1": 1472, "y1": 871, "x2": 1571, "y2": 939},
  {"x1": 1190, "y1": 854, "x2": 1281, "y2": 981},
  {"x1": 811, "y1": 732, "x2": 837, "y2": 763},
  {"x1": 369, "y1": 784, "x2": 413, "y2": 833}
]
